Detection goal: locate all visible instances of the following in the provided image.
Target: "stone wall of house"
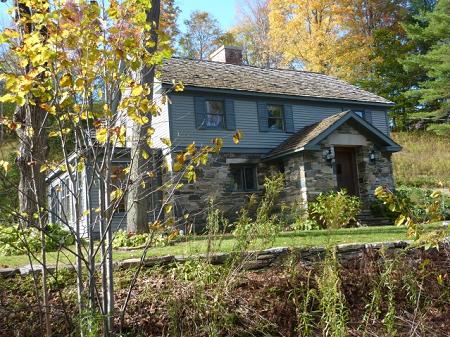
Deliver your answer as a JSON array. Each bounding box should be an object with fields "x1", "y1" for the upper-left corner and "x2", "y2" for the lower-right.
[
  {"x1": 322, "y1": 123, "x2": 394, "y2": 208},
  {"x1": 303, "y1": 149, "x2": 337, "y2": 201},
  {"x1": 277, "y1": 122, "x2": 395, "y2": 212},
  {"x1": 355, "y1": 143, "x2": 395, "y2": 209},
  {"x1": 169, "y1": 152, "x2": 273, "y2": 230},
  {"x1": 277, "y1": 154, "x2": 306, "y2": 206}
]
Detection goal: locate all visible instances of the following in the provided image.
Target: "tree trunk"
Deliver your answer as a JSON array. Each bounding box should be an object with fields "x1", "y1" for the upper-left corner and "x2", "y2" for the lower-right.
[
  {"x1": 14, "y1": 1, "x2": 49, "y2": 226},
  {"x1": 14, "y1": 99, "x2": 48, "y2": 226},
  {"x1": 127, "y1": 0, "x2": 161, "y2": 234}
]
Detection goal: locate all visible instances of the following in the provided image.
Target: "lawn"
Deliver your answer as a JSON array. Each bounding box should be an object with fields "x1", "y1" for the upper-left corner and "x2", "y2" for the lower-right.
[
  {"x1": 391, "y1": 131, "x2": 450, "y2": 188},
  {"x1": 0, "y1": 223, "x2": 446, "y2": 268}
]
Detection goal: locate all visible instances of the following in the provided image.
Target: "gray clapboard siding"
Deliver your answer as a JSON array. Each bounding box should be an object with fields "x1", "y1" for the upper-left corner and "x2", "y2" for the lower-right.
[
  {"x1": 169, "y1": 95, "x2": 354, "y2": 150},
  {"x1": 48, "y1": 170, "x2": 89, "y2": 236},
  {"x1": 292, "y1": 104, "x2": 342, "y2": 129},
  {"x1": 168, "y1": 94, "x2": 391, "y2": 151},
  {"x1": 170, "y1": 95, "x2": 295, "y2": 149},
  {"x1": 371, "y1": 110, "x2": 389, "y2": 135}
]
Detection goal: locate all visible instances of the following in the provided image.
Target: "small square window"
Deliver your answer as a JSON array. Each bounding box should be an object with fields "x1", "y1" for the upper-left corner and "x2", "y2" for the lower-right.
[
  {"x1": 231, "y1": 166, "x2": 257, "y2": 191},
  {"x1": 353, "y1": 111, "x2": 364, "y2": 118},
  {"x1": 205, "y1": 100, "x2": 225, "y2": 128},
  {"x1": 267, "y1": 104, "x2": 284, "y2": 131}
]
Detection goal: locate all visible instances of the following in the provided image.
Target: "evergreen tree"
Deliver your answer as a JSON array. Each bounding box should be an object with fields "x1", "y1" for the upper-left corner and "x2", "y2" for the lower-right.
[{"x1": 403, "y1": 0, "x2": 450, "y2": 135}]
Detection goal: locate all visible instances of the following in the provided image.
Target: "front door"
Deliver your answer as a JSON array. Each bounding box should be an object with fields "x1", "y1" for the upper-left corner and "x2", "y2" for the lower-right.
[{"x1": 334, "y1": 148, "x2": 359, "y2": 195}]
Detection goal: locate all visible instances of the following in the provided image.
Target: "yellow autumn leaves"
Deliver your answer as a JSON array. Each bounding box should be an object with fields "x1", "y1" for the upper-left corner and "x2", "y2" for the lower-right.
[
  {"x1": 0, "y1": 161, "x2": 10, "y2": 174},
  {"x1": 268, "y1": 0, "x2": 376, "y2": 81}
]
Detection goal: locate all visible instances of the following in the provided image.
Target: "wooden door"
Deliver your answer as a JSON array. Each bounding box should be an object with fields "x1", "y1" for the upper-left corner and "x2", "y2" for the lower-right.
[{"x1": 334, "y1": 148, "x2": 359, "y2": 195}]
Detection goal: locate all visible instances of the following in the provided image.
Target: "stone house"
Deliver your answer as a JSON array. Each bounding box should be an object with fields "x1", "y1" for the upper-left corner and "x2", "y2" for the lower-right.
[{"x1": 47, "y1": 46, "x2": 401, "y2": 235}]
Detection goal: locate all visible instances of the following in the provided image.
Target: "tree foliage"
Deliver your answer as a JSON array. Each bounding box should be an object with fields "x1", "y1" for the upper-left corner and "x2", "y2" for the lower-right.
[
  {"x1": 268, "y1": 0, "x2": 342, "y2": 73},
  {"x1": 0, "y1": 0, "x2": 226, "y2": 334},
  {"x1": 232, "y1": 0, "x2": 283, "y2": 68},
  {"x1": 267, "y1": 0, "x2": 406, "y2": 80},
  {"x1": 178, "y1": 11, "x2": 224, "y2": 60},
  {"x1": 403, "y1": 0, "x2": 450, "y2": 135},
  {"x1": 160, "y1": 0, "x2": 180, "y2": 50}
]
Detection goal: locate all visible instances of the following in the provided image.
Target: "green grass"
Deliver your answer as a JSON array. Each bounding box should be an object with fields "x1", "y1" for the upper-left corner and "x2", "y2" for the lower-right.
[
  {"x1": 392, "y1": 131, "x2": 450, "y2": 188},
  {"x1": 0, "y1": 223, "x2": 445, "y2": 268}
]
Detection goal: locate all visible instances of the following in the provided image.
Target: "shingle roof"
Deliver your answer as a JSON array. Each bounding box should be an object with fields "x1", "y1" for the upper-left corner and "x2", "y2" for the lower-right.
[
  {"x1": 266, "y1": 111, "x2": 350, "y2": 159},
  {"x1": 265, "y1": 110, "x2": 401, "y2": 159},
  {"x1": 160, "y1": 58, "x2": 393, "y2": 106}
]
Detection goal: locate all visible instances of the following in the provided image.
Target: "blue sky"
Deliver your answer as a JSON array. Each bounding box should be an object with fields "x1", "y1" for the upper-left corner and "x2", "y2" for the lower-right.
[
  {"x1": 176, "y1": 0, "x2": 239, "y2": 31},
  {"x1": 0, "y1": 1, "x2": 239, "y2": 30}
]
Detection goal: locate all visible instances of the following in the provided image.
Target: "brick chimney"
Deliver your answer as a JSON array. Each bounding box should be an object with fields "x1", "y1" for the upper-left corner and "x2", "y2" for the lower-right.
[{"x1": 209, "y1": 45, "x2": 243, "y2": 65}]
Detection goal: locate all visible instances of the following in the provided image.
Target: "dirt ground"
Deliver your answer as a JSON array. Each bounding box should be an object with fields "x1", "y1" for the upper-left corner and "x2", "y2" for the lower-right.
[{"x1": 1, "y1": 247, "x2": 449, "y2": 337}]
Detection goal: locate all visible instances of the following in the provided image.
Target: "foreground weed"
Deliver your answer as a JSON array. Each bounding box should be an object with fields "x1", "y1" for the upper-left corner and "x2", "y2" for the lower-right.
[
  {"x1": 76, "y1": 309, "x2": 103, "y2": 337},
  {"x1": 316, "y1": 252, "x2": 348, "y2": 337},
  {"x1": 362, "y1": 255, "x2": 398, "y2": 337}
]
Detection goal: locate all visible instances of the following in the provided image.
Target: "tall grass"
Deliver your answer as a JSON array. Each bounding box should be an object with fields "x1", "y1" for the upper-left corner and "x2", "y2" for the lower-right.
[{"x1": 391, "y1": 132, "x2": 450, "y2": 188}]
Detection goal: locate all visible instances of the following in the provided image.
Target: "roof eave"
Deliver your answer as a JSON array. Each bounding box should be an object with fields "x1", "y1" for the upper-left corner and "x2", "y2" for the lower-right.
[
  {"x1": 264, "y1": 111, "x2": 401, "y2": 161},
  {"x1": 161, "y1": 83, "x2": 395, "y2": 107},
  {"x1": 263, "y1": 144, "x2": 321, "y2": 161}
]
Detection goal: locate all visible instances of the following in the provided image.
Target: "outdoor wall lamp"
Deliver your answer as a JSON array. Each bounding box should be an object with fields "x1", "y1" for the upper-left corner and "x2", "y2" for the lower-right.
[
  {"x1": 369, "y1": 149, "x2": 376, "y2": 163},
  {"x1": 323, "y1": 148, "x2": 334, "y2": 163}
]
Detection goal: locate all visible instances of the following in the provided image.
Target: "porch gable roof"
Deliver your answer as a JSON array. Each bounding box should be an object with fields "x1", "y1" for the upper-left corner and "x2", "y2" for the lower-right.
[{"x1": 264, "y1": 110, "x2": 402, "y2": 160}]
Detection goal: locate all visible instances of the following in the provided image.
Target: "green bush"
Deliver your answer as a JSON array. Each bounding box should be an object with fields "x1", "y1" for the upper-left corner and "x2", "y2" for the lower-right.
[
  {"x1": 112, "y1": 229, "x2": 170, "y2": 249},
  {"x1": 373, "y1": 186, "x2": 449, "y2": 222},
  {"x1": 280, "y1": 199, "x2": 321, "y2": 231},
  {"x1": 0, "y1": 223, "x2": 75, "y2": 256},
  {"x1": 45, "y1": 222, "x2": 76, "y2": 250},
  {"x1": 112, "y1": 230, "x2": 149, "y2": 248},
  {"x1": 309, "y1": 190, "x2": 361, "y2": 229},
  {"x1": 397, "y1": 186, "x2": 449, "y2": 221}
]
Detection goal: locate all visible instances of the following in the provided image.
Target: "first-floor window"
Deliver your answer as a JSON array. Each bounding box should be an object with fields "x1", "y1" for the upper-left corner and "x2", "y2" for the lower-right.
[
  {"x1": 61, "y1": 178, "x2": 72, "y2": 223},
  {"x1": 205, "y1": 100, "x2": 225, "y2": 128},
  {"x1": 231, "y1": 165, "x2": 257, "y2": 192},
  {"x1": 111, "y1": 166, "x2": 127, "y2": 213},
  {"x1": 50, "y1": 187, "x2": 59, "y2": 224}
]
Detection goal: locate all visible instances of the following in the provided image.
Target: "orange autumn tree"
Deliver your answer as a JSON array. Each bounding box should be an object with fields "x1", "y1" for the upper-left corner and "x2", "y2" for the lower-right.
[
  {"x1": 268, "y1": 0, "x2": 405, "y2": 82},
  {"x1": 269, "y1": 0, "x2": 342, "y2": 73}
]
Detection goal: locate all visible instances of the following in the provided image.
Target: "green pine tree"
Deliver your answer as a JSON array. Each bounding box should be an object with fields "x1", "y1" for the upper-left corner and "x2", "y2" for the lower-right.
[{"x1": 403, "y1": 0, "x2": 450, "y2": 135}]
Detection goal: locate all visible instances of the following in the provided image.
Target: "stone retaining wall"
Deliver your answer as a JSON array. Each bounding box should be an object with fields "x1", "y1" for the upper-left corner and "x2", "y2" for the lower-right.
[{"x1": 2, "y1": 239, "x2": 448, "y2": 279}]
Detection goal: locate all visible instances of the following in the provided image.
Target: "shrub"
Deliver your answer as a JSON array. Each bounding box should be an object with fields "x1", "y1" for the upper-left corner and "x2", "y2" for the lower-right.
[
  {"x1": 0, "y1": 223, "x2": 74, "y2": 256},
  {"x1": 374, "y1": 186, "x2": 449, "y2": 223},
  {"x1": 309, "y1": 190, "x2": 361, "y2": 229},
  {"x1": 45, "y1": 222, "x2": 75, "y2": 250},
  {"x1": 112, "y1": 229, "x2": 170, "y2": 249},
  {"x1": 112, "y1": 230, "x2": 150, "y2": 248},
  {"x1": 375, "y1": 185, "x2": 447, "y2": 240}
]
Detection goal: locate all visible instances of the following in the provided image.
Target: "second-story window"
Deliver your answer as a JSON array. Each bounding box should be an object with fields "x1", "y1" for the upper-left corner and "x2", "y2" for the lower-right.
[
  {"x1": 205, "y1": 100, "x2": 225, "y2": 128},
  {"x1": 267, "y1": 104, "x2": 284, "y2": 131}
]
